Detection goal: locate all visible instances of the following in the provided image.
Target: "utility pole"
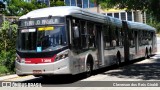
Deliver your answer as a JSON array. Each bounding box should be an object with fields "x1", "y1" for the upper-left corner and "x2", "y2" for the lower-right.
[
  {"x1": 97, "y1": 0, "x2": 99, "y2": 13},
  {"x1": 48, "y1": 0, "x2": 50, "y2": 7}
]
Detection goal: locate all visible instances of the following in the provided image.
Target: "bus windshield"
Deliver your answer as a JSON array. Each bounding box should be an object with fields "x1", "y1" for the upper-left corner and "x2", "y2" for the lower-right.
[{"x1": 17, "y1": 25, "x2": 67, "y2": 52}]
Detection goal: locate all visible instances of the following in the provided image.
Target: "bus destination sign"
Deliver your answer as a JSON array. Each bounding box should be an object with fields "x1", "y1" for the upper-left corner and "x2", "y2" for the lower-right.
[{"x1": 20, "y1": 17, "x2": 64, "y2": 27}]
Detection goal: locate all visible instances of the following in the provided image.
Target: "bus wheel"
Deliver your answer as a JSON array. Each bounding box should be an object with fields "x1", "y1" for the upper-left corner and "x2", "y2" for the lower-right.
[
  {"x1": 116, "y1": 57, "x2": 121, "y2": 66},
  {"x1": 116, "y1": 52, "x2": 121, "y2": 66},
  {"x1": 145, "y1": 48, "x2": 149, "y2": 59},
  {"x1": 86, "y1": 61, "x2": 93, "y2": 77},
  {"x1": 34, "y1": 75, "x2": 41, "y2": 77},
  {"x1": 17, "y1": 74, "x2": 26, "y2": 77},
  {"x1": 42, "y1": 75, "x2": 51, "y2": 79},
  {"x1": 149, "y1": 47, "x2": 152, "y2": 56}
]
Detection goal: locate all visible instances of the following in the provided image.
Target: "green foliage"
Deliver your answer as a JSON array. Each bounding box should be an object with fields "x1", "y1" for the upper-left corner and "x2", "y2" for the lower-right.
[
  {"x1": 0, "y1": 65, "x2": 8, "y2": 75},
  {"x1": 0, "y1": 1, "x2": 5, "y2": 14},
  {"x1": 100, "y1": 0, "x2": 160, "y2": 22},
  {"x1": 100, "y1": 0, "x2": 150, "y2": 10},
  {"x1": 0, "y1": 1, "x2": 5, "y2": 8},
  {"x1": 4, "y1": 0, "x2": 47, "y2": 16},
  {"x1": 0, "y1": 0, "x2": 65, "y2": 74},
  {"x1": 147, "y1": 20, "x2": 160, "y2": 34},
  {"x1": 50, "y1": 0, "x2": 65, "y2": 7},
  {"x1": 100, "y1": 0, "x2": 160, "y2": 33},
  {"x1": 0, "y1": 21, "x2": 17, "y2": 74},
  {"x1": 3, "y1": 0, "x2": 65, "y2": 16}
]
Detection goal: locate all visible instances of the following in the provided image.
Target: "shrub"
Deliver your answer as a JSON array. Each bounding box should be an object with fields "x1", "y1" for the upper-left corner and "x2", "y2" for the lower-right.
[{"x1": 0, "y1": 65, "x2": 8, "y2": 75}]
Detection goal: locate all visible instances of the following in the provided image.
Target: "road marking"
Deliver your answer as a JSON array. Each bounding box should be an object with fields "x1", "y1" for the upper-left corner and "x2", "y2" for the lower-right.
[{"x1": 3, "y1": 75, "x2": 34, "y2": 81}]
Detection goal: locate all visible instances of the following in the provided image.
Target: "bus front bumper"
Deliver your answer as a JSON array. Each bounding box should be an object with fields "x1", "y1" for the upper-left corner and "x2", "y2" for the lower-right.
[{"x1": 15, "y1": 58, "x2": 71, "y2": 76}]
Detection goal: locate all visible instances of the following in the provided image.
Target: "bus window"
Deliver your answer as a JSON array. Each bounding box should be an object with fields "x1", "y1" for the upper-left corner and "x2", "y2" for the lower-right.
[
  {"x1": 109, "y1": 26, "x2": 113, "y2": 47},
  {"x1": 80, "y1": 21, "x2": 88, "y2": 49},
  {"x1": 37, "y1": 26, "x2": 66, "y2": 50},
  {"x1": 129, "y1": 30, "x2": 135, "y2": 47},
  {"x1": 71, "y1": 19, "x2": 96, "y2": 50},
  {"x1": 109, "y1": 26, "x2": 117, "y2": 47},
  {"x1": 87, "y1": 22, "x2": 96, "y2": 48},
  {"x1": 142, "y1": 31, "x2": 145, "y2": 45},
  {"x1": 149, "y1": 32, "x2": 152, "y2": 45},
  {"x1": 103, "y1": 25, "x2": 108, "y2": 48},
  {"x1": 21, "y1": 31, "x2": 37, "y2": 50},
  {"x1": 120, "y1": 28, "x2": 124, "y2": 46},
  {"x1": 103, "y1": 25, "x2": 110, "y2": 49},
  {"x1": 72, "y1": 18, "x2": 81, "y2": 49},
  {"x1": 138, "y1": 31, "x2": 143, "y2": 46},
  {"x1": 115, "y1": 27, "x2": 119, "y2": 46},
  {"x1": 143, "y1": 31, "x2": 149, "y2": 45}
]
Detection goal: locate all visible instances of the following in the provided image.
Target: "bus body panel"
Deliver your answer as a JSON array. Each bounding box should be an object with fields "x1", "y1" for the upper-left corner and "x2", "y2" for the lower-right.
[
  {"x1": 16, "y1": 6, "x2": 157, "y2": 76},
  {"x1": 15, "y1": 57, "x2": 71, "y2": 75}
]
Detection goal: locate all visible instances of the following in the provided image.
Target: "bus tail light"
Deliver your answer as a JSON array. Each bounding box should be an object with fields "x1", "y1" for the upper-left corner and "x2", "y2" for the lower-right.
[{"x1": 55, "y1": 51, "x2": 69, "y2": 61}]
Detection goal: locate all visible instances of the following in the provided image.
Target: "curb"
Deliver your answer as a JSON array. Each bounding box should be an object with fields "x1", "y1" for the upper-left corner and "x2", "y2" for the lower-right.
[{"x1": 0, "y1": 74, "x2": 18, "y2": 81}]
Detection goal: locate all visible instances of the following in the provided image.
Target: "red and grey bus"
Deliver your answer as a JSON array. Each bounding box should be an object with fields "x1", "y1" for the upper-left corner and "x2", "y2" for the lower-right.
[{"x1": 15, "y1": 6, "x2": 157, "y2": 77}]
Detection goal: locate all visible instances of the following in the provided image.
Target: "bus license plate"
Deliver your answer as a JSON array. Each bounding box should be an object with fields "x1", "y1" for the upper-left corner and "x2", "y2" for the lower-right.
[{"x1": 33, "y1": 70, "x2": 42, "y2": 74}]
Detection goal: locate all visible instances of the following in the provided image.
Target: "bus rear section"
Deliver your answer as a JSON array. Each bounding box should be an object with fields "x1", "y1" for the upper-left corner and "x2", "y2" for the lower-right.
[{"x1": 123, "y1": 21, "x2": 157, "y2": 61}]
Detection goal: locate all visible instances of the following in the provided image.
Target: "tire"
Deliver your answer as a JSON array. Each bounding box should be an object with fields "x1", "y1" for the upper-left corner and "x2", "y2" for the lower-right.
[
  {"x1": 149, "y1": 47, "x2": 152, "y2": 56},
  {"x1": 34, "y1": 75, "x2": 41, "y2": 77},
  {"x1": 42, "y1": 75, "x2": 52, "y2": 79},
  {"x1": 116, "y1": 56, "x2": 121, "y2": 66},
  {"x1": 145, "y1": 48, "x2": 150, "y2": 59},
  {"x1": 17, "y1": 75, "x2": 26, "y2": 77},
  {"x1": 86, "y1": 61, "x2": 92, "y2": 77},
  {"x1": 116, "y1": 52, "x2": 121, "y2": 66}
]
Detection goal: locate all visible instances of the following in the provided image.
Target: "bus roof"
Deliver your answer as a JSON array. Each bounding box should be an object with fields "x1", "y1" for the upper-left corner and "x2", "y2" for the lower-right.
[
  {"x1": 127, "y1": 21, "x2": 156, "y2": 32},
  {"x1": 19, "y1": 6, "x2": 156, "y2": 32},
  {"x1": 20, "y1": 6, "x2": 80, "y2": 19},
  {"x1": 108, "y1": 16, "x2": 122, "y2": 28},
  {"x1": 19, "y1": 6, "x2": 106, "y2": 23}
]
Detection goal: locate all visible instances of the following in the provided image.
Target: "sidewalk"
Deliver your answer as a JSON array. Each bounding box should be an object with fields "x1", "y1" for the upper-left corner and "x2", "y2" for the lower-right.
[{"x1": 0, "y1": 74, "x2": 18, "y2": 81}]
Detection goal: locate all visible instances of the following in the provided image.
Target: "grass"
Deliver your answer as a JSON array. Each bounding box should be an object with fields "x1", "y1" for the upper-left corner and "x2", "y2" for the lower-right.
[{"x1": 0, "y1": 65, "x2": 8, "y2": 75}]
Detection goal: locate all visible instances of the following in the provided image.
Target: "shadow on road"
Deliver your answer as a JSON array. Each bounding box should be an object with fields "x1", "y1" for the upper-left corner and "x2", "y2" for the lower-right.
[
  {"x1": 21, "y1": 73, "x2": 88, "y2": 84},
  {"x1": 20, "y1": 55, "x2": 160, "y2": 85},
  {"x1": 101, "y1": 55, "x2": 160, "y2": 80}
]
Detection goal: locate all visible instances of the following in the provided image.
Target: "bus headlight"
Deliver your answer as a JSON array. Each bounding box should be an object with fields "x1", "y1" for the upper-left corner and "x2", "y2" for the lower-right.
[
  {"x1": 21, "y1": 58, "x2": 25, "y2": 63},
  {"x1": 16, "y1": 58, "x2": 25, "y2": 63},
  {"x1": 16, "y1": 54, "x2": 25, "y2": 63},
  {"x1": 55, "y1": 51, "x2": 69, "y2": 61},
  {"x1": 16, "y1": 54, "x2": 21, "y2": 63}
]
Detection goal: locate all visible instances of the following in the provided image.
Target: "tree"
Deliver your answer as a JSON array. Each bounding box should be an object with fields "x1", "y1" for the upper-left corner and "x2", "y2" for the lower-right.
[
  {"x1": 99, "y1": 0, "x2": 160, "y2": 33},
  {"x1": 50, "y1": 0, "x2": 65, "y2": 6},
  {"x1": 100, "y1": 0, "x2": 160, "y2": 22},
  {"x1": 0, "y1": 1, "x2": 5, "y2": 13},
  {"x1": 0, "y1": 0, "x2": 66, "y2": 74},
  {"x1": 0, "y1": 21, "x2": 18, "y2": 73},
  {"x1": 3, "y1": 0, "x2": 65, "y2": 16},
  {"x1": 4, "y1": 0, "x2": 47, "y2": 16},
  {"x1": 0, "y1": 1, "x2": 5, "y2": 8}
]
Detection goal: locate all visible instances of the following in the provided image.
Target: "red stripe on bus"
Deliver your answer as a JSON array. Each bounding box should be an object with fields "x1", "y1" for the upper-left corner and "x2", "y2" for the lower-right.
[{"x1": 25, "y1": 55, "x2": 56, "y2": 64}]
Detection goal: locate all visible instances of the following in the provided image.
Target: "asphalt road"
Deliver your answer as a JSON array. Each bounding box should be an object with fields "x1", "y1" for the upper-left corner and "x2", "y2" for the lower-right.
[{"x1": 1, "y1": 37, "x2": 160, "y2": 90}]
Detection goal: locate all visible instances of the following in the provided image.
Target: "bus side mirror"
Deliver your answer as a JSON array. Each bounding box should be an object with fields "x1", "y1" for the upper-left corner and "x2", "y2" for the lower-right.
[{"x1": 73, "y1": 26, "x2": 79, "y2": 38}]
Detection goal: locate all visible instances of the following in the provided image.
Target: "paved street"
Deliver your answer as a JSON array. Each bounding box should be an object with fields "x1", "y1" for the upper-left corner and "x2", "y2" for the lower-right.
[{"x1": 1, "y1": 37, "x2": 160, "y2": 90}]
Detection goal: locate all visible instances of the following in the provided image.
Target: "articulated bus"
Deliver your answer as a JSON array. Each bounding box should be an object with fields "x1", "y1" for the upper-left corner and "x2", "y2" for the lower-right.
[{"x1": 15, "y1": 6, "x2": 157, "y2": 77}]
